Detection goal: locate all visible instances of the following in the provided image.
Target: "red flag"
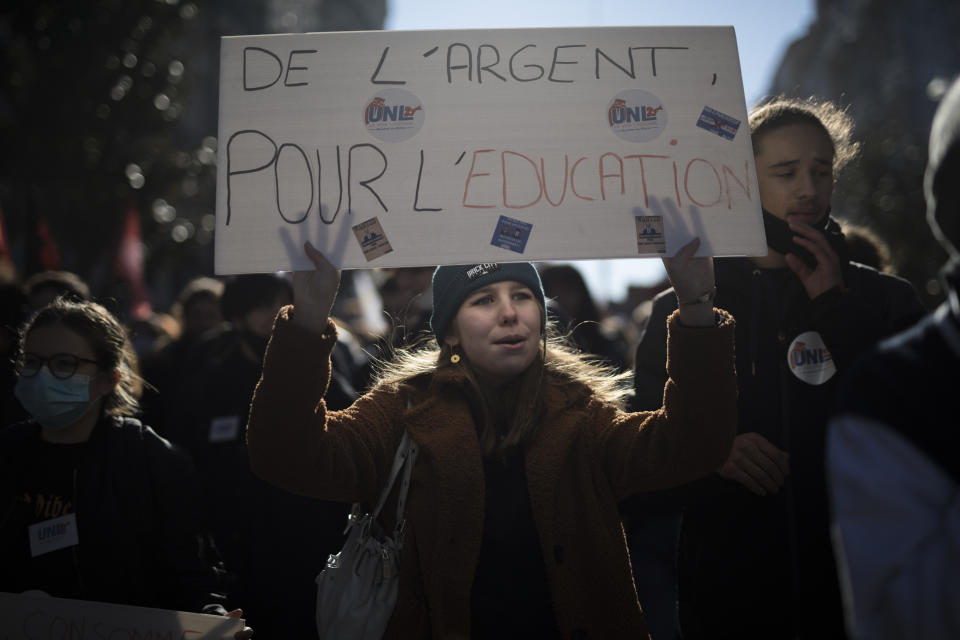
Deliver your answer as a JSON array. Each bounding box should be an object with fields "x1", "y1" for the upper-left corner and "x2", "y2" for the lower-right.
[
  {"x1": 24, "y1": 189, "x2": 61, "y2": 274},
  {"x1": 36, "y1": 218, "x2": 61, "y2": 271},
  {"x1": 115, "y1": 202, "x2": 152, "y2": 320}
]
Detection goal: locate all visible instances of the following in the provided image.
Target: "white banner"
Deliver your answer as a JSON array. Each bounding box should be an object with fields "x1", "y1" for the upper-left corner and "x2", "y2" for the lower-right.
[{"x1": 215, "y1": 26, "x2": 765, "y2": 274}]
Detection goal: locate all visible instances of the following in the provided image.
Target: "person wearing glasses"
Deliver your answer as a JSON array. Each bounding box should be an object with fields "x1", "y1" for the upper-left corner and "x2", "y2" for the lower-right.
[{"x1": 0, "y1": 297, "x2": 253, "y2": 638}]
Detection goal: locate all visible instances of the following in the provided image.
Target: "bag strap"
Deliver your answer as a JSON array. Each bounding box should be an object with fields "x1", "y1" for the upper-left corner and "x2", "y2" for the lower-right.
[
  {"x1": 370, "y1": 431, "x2": 419, "y2": 533},
  {"x1": 392, "y1": 435, "x2": 419, "y2": 531}
]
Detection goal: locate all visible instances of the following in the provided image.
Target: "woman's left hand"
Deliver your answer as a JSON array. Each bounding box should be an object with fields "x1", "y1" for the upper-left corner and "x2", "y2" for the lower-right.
[
  {"x1": 663, "y1": 237, "x2": 716, "y2": 327},
  {"x1": 784, "y1": 218, "x2": 844, "y2": 298}
]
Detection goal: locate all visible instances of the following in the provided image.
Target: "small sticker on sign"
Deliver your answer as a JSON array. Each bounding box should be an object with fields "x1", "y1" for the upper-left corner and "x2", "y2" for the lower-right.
[
  {"x1": 491, "y1": 215, "x2": 532, "y2": 254},
  {"x1": 352, "y1": 217, "x2": 393, "y2": 261},
  {"x1": 363, "y1": 88, "x2": 425, "y2": 143},
  {"x1": 635, "y1": 216, "x2": 666, "y2": 254},
  {"x1": 608, "y1": 90, "x2": 669, "y2": 143},
  {"x1": 696, "y1": 105, "x2": 741, "y2": 140}
]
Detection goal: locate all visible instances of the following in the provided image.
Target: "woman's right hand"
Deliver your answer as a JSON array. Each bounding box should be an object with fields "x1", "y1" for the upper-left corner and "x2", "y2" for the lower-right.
[{"x1": 292, "y1": 242, "x2": 341, "y2": 331}]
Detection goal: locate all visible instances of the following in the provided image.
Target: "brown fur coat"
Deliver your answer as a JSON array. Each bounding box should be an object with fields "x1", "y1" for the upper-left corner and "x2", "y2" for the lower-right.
[{"x1": 247, "y1": 306, "x2": 737, "y2": 639}]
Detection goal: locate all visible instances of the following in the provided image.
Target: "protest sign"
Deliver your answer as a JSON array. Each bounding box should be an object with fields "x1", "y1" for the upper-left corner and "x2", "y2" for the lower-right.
[
  {"x1": 215, "y1": 26, "x2": 765, "y2": 273},
  {"x1": 0, "y1": 592, "x2": 243, "y2": 639}
]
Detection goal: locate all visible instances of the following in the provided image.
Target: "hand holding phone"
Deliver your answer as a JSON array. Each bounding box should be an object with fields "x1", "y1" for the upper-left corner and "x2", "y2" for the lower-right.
[
  {"x1": 761, "y1": 208, "x2": 825, "y2": 269},
  {"x1": 762, "y1": 208, "x2": 846, "y2": 298}
]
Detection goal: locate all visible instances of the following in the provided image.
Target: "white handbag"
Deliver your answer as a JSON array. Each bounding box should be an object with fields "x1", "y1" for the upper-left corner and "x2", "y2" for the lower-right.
[{"x1": 315, "y1": 431, "x2": 419, "y2": 639}]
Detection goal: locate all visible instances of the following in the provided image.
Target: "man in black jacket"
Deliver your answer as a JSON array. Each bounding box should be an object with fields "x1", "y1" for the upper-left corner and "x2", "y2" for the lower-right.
[{"x1": 625, "y1": 97, "x2": 926, "y2": 640}]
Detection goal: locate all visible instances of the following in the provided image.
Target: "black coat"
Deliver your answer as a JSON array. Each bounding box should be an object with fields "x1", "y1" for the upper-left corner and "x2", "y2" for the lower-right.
[{"x1": 0, "y1": 415, "x2": 227, "y2": 613}]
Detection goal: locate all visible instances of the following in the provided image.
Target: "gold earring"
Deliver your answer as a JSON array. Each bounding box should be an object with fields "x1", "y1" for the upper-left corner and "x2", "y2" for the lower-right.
[{"x1": 450, "y1": 351, "x2": 461, "y2": 364}]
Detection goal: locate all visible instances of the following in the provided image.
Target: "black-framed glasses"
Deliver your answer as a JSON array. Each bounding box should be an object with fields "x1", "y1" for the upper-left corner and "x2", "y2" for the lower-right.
[{"x1": 17, "y1": 353, "x2": 100, "y2": 380}]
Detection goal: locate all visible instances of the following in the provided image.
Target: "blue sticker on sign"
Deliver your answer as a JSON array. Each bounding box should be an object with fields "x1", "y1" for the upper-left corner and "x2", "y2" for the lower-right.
[
  {"x1": 696, "y1": 106, "x2": 741, "y2": 140},
  {"x1": 491, "y1": 216, "x2": 532, "y2": 254}
]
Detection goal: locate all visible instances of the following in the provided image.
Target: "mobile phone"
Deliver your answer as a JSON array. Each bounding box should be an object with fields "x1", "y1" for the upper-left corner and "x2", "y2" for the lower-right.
[{"x1": 761, "y1": 208, "x2": 826, "y2": 269}]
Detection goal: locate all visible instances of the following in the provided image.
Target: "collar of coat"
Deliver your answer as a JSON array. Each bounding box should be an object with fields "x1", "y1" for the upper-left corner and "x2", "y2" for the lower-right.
[{"x1": 423, "y1": 361, "x2": 595, "y2": 414}]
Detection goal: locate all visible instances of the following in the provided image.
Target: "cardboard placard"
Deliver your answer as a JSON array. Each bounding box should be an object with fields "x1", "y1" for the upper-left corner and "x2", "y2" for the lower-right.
[
  {"x1": 215, "y1": 26, "x2": 764, "y2": 273},
  {"x1": 0, "y1": 592, "x2": 244, "y2": 639}
]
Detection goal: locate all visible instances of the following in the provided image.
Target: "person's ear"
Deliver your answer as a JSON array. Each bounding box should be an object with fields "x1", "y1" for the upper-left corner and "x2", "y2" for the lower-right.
[
  {"x1": 95, "y1": 368, "x2": 121, "y2": 397},
  {"x1": 443, "y1": 331, "x2": 459, "y2": 348}
]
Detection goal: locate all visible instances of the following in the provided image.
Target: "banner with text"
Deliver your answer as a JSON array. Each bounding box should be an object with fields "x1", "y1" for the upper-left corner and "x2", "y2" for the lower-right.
[
  {"x1": 215, "y1": 26, "x2": 765, "y2": 273},
  {"x1": 0, "y1": 592, "x2": 244, "y2": 639}
]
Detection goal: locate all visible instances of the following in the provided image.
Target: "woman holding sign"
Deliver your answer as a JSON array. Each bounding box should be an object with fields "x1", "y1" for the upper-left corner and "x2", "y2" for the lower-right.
[
  {"x1": 246, "y1": 239, "x2": 736, "y2": 639},
  {"x1": 629, "y1": 97, "x2": 926, "y2": 639}
]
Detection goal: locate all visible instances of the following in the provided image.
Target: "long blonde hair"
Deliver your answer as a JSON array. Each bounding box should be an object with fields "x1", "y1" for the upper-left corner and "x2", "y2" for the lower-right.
[{"x1": 370, "y1": 320, "x2": 632, "y2": 457}]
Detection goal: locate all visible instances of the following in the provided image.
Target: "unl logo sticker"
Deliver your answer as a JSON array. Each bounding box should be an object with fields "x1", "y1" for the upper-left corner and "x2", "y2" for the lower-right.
[
  {"x1": 363, "y1": 88, "x2": 425, "y2": 142},
  {"x1": 607, "y1": 89, "x2": 668, "y2": 143}
]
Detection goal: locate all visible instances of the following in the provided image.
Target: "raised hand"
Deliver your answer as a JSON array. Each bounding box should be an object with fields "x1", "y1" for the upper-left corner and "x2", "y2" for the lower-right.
[
  {"x1": 663, "y1": 237, "x2": 716, "y2": 327},
  {"x1": 291, "y1": 241, "x2": 341, "y2": 332}
]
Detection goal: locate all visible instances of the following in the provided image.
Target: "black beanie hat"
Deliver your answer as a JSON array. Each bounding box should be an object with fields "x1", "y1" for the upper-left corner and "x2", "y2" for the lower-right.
[{"x1": 430, "y1": 263, "x2": 546, "y2": 340}]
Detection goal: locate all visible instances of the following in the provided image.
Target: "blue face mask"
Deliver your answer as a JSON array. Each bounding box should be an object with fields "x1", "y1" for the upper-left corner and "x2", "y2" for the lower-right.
[{"x1": 14, "y1": 369, "x2": 95, "y2": 430}]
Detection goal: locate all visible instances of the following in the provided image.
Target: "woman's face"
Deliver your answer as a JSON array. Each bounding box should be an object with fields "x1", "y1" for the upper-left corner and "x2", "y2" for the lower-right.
[
  {"x1": 23, "y1": 323, "x2": 114, "y2": 405},
  {"x1": 755, "y1": 123, "x2": 835, "y2": 225},
  {"x1": 443, "y1": 280, "x2": 542, "y2": 385}
]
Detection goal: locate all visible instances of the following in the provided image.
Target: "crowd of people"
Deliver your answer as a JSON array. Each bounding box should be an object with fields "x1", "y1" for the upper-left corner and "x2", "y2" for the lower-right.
[{"x1": 1, "y1": 82, "x2": 958, "y2": 640}]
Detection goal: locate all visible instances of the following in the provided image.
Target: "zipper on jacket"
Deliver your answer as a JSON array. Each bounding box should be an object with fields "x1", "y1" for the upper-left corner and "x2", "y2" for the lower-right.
[{"x1": 778, "y1": 351, "x2": 802, "y2": 631}]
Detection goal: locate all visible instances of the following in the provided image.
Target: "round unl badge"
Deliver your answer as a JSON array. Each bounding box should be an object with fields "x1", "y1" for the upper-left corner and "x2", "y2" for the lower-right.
[
  {"x1": 786, "y1": 331, "x2": 836, "y2": 385},
  {"x1": 606, "y1": 89, "x2": 668, "y2": 143},
  {"x1": 362, "y1": 87, "x2": 425, "y2": 142}
]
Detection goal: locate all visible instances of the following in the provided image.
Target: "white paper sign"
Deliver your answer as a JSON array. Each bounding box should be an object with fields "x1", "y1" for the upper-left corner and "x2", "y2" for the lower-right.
[
  {"x1": 0, "y1": 592, "x2": 244, "y2": 639},
  {"x1": 215, "y1": 26, "x2": 765, "y2": 274}
]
